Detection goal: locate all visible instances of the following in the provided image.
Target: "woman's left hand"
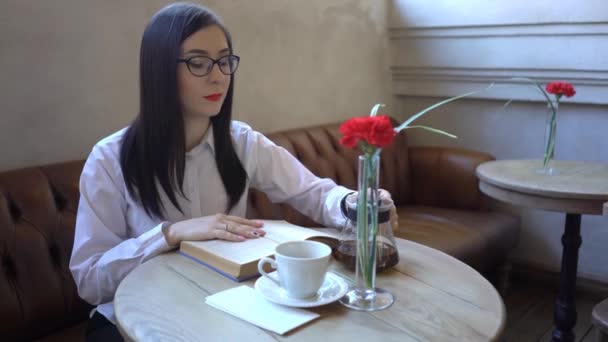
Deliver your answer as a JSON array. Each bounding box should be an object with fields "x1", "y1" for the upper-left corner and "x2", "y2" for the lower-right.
[
  {"x1": 379, "y1": 189, "x2": 399, "y2": 232},
  {"x1": 346, "y1": 189, "x2": 399, "y2": 232}
]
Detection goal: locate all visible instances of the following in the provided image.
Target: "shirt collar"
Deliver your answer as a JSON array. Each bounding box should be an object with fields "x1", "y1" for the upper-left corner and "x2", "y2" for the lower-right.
[{"x1": 185, "y1": 124, "x2": 215, "y2": 158}]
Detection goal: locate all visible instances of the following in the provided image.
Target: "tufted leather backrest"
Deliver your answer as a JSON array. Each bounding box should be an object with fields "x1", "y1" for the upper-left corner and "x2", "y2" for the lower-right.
[
  {"x1": 246, "y1": 120, "x2": 411, "y2": 226},
  {"x1": 0, "y1": 161, "x2": 92, "y2": 341}
]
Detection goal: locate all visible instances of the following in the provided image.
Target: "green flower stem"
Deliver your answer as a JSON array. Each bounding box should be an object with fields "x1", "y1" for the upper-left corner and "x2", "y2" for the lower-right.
[{"x1": 367, "y1": 155, "x2": 379, "y2": 289}]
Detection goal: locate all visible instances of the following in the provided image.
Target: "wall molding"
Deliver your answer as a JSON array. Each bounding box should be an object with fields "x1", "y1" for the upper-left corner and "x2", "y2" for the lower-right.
[
  {"x1": 391, "y1": 66, "x2": 608, "y2": 104},
  {"x1": 390, "y1": 20, "x2": 608, "y2": 105},
  {"x1": 389, "y1": 22, "x2": 608, "y2": 39}
]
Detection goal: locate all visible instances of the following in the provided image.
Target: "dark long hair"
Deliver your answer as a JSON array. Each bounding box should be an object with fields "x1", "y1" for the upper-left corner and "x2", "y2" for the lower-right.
[{"x1": 120, "y1": 3, "x2": 247, "y2": 219}]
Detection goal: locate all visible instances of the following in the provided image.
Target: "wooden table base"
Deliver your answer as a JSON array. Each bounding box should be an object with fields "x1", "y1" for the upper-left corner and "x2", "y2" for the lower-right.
[
  {"x1": 476, "y1": 160, "x2": 608, "y2": 342},
  {"x1": 552, "y1": 213, "x2": 582, "y2": 342}
]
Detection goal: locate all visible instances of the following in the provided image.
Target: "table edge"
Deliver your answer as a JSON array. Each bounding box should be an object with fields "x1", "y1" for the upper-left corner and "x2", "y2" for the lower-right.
[
  {"x1": 479, "y1": 180, "x2": 606, "y2": 215},
  {"x1": 476, "y1": 160, "x2": 608, "y2": 201}
]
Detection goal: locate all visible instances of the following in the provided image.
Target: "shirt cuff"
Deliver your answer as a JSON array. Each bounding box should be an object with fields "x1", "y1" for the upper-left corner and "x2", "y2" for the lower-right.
[
  {"x1": 325, "y1": 185, "x2": 355, "y2": 228},
  {"x1": 136, "y1": 221, "x2": 175, "y2": 256}
]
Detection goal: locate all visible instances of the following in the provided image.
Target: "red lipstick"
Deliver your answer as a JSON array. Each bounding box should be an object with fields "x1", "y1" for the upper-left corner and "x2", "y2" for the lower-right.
[{"x1": 204, "y1": 93, "x2": 223, "y2": 102}]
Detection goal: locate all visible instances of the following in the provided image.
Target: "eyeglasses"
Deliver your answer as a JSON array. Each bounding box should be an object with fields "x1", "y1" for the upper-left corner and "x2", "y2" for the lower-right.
[{"x1": 176, "y1": 55, "x2": 240, "y2": 77}]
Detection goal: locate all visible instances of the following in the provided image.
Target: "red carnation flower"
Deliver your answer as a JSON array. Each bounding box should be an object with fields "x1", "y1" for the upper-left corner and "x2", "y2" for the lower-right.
[
  {"x1": 546, "y1": 81, "x2": 576, "y2": 98},
  {"x1": 339, "y1": 115, "x2": 395, "y2": 149}
]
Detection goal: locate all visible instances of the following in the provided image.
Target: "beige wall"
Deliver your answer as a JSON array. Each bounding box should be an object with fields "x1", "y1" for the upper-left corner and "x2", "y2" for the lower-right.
[{"x1": 0, "y1": 0, "x2": 391, "y2": 171}]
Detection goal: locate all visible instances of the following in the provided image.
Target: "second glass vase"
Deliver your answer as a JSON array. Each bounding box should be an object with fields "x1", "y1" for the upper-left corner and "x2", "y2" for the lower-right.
[{"x1": 540, "y1": 100, "x2": 558, "y2": 175}]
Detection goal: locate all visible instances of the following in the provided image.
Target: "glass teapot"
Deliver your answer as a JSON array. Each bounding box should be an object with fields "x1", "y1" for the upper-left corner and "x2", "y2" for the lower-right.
[{"x1": 334, "y1": 194, "x2": 399, "y2": 272}]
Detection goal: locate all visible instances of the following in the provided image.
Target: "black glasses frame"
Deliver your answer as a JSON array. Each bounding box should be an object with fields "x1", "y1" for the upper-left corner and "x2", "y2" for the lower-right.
[{"x1": 176, "y1": 55, "x2": 240, "y2": 77}]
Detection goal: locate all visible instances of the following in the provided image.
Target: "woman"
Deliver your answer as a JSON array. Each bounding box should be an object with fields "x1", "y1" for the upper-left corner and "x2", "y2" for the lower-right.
[{"x1": 70, "y1": 3, "x2": 396, "y2": 341}]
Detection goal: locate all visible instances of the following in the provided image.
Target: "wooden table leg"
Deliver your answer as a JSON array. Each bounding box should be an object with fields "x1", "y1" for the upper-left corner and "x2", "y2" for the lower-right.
[{"x1": 552, "y1": 213, "x2": 582, "y2": 342}]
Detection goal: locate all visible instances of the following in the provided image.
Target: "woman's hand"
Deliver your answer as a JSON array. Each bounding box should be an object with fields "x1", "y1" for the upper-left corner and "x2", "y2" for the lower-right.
[
  {"x1": 346, "y1": 189, "x2": 399, "y2": 231},
  {"x1": 162, "y1": 214, "x2": 266, "y2": 247},
  {"x1": 379, "y1": 190, "x2": 400, "y2": 232}
]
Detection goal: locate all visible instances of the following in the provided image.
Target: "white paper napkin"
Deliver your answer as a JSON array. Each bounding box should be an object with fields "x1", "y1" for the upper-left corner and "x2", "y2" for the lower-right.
[{"x1": 205, "y1": 285, "x2": 320, "y2": 335}]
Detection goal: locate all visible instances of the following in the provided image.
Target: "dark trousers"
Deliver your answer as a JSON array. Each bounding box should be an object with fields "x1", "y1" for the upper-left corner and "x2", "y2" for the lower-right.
[{"x1": 86, "y1": 311, "x2": 124, "y2": 342}]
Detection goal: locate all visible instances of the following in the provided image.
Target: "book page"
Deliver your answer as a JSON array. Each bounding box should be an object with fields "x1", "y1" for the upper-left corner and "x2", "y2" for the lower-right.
[
  {"x1": 261, "y1": 220, "x2": 335, "y2": 244},
  {"x1": 184, "y1": 237, "x2": 276, "y2": 265},
  {"x1": 181, "y1": 220, "x2": 335, "y2": 265}
]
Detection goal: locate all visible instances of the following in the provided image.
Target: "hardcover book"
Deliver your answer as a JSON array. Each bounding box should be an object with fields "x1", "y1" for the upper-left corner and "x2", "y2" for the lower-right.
[{"x1": 179, "y1": 220, "x2": 337, "y2": 282}]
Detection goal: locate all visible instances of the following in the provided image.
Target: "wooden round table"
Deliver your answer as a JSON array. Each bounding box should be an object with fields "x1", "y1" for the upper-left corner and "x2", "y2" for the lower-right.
[
  {"x1": 114, "y1": 237, "x2": 506, "y2": 341},
  {"x1": 477, "y1": 159, "x2": 608, "y2": 342}
]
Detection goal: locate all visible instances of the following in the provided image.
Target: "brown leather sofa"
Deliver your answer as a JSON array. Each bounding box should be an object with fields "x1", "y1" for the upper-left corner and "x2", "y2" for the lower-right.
[
  {"x1": 0, "y1": 120, "x2": 519, "y2": 341},
  {"x1": 248, "y1": 121, "x2": 520, "y2": 274},
  {"x1": 0, "y1": 161, "x2": 91, "y2": 341}
]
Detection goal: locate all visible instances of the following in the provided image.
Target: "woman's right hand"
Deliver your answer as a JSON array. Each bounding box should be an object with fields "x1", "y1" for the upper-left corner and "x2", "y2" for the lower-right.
[{"x1": 162, "y1": 214, "x2": 266, "y2": 247}]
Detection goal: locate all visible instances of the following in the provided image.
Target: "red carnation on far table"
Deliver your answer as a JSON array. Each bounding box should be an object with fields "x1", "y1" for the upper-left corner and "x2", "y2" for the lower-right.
[
  {"x1": 546, "y1": 81, "x2": 576, "y2": 98},
  {"x1": 339, "y1": 115, "x2": 396, "y2": 148}
]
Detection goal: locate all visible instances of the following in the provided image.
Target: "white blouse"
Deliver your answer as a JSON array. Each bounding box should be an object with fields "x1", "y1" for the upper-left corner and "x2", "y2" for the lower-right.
[{"x1": 69, "y1": 121, "x2": 351, "y2": 323}]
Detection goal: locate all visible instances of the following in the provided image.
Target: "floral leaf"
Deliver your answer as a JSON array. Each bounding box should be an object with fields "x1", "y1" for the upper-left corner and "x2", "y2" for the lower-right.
[
  {"x1": 510, "y1": 77, "x2": 556, "y2": 113},
  {"x1": 400, "y1": 125, "x2": 457, "y2": 138},
  {"x1": 510, "y1": 78, "x2": 547, "y2": 97},
  {"x1": 370, "y1": 103, "x2": 385, "y2": 117},
  {"x1": 501, "y1": 99, "x2": 513, "y2": 110},
  {"x1": 372, "y1": 148, "x2": 382, "y2": 159},
  {"x1": 394, "y1": 84, "x2": 494, "y2": 133}
]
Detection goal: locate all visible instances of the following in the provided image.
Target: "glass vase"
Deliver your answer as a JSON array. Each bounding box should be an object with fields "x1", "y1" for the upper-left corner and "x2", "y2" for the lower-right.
[
  {"x1": 541, "y1": 100, "x2": 558, "y2": 175},
  {"x1": 339, "y1": 154, "x2": 394, "y2": 311}
]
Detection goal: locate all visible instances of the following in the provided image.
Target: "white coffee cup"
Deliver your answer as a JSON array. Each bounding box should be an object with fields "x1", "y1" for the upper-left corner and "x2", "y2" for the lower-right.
[{"x1": 258, "y1": 240, "x2": 331, "y2": 299}]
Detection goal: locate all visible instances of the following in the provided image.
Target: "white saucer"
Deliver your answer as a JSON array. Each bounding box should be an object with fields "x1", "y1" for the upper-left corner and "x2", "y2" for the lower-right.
[{"x1": 254, "y1": 272, "x2": 349, "y2": 308}]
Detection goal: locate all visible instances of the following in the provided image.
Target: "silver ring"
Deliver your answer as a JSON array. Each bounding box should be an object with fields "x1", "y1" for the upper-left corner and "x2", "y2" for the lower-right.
[{"x1": 225, "y1": 224, "x2": 229, "y2": 232}]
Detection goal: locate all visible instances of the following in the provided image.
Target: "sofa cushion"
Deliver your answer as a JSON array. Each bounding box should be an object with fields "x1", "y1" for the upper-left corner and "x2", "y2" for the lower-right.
[
  {"x1": 395, "y1": 206, "x2": 520, "y2": 272},
  {"x1": 408, "y1": 146, "x2": 494, "y2": 210}
]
